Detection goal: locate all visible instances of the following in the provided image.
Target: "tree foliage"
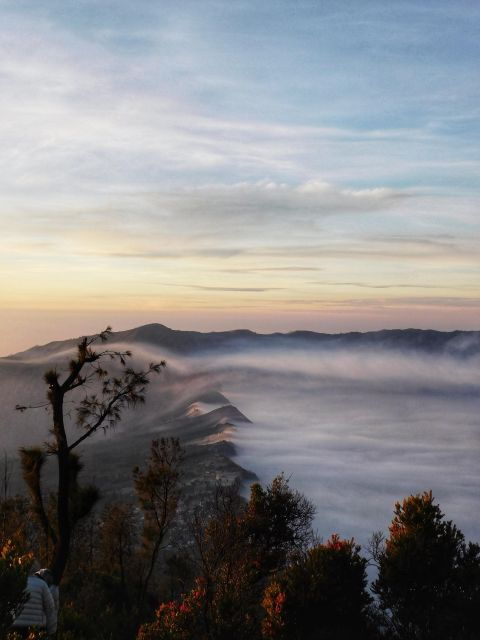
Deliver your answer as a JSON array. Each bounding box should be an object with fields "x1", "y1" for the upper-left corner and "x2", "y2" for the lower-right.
[
  {"x1": 245, "y1": 473, "x2": 315, "y2": 572},
  {"x1": 261, "y1": 535, "x2": 372, "y2": 640},
  {"x1": 0, "y1": 541, "x2": 31, "y2": 637},
  {"x1": 134, "y1": 438, "x2": 184, "y2": 609},
  {"x1": 373, "y1": 491, "x2": 480, "y2": 640},
  {"x1": 16, "y1": 328, "x2": 164, "y2": 584},
  {"x1": 138, "y1": 475, "x2": 316, "y2": 640},
  {"x1": 137, "y1": 578, "x2": 206, "y2": 640},
  {"x1": 99, "y1": 501, "x2": 139, "y2": 595}
]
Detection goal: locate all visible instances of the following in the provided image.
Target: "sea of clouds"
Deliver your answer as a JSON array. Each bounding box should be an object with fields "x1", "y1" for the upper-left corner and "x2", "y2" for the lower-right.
[
  {"x1": 188, "y1": 347, "x2": 480, "y2": 547},
  {"x1": 2, "y1": 342, "x2": 479, "y2": 548}
]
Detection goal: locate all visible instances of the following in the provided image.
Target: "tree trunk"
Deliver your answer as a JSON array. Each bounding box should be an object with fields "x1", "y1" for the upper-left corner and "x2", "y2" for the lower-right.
[{"x1": 51, "y1": 390, "x2": 71, "y2": 585}]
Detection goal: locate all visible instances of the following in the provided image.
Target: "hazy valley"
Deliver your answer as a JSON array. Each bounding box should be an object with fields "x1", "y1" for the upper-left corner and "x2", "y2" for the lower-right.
[{"x1": 1, "y1": 323, "x2": 479, "y2": 545}]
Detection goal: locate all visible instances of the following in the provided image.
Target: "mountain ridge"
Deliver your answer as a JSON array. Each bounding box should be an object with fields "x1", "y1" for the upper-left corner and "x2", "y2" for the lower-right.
[{"x1": 5, "y1": 323, "x2": 480, "y2": 360}]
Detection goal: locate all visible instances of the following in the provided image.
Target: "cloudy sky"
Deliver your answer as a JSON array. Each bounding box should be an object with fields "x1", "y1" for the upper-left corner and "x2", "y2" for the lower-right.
[{"x1": 1, "y1": 0, "x2": 479, "y2": 354}]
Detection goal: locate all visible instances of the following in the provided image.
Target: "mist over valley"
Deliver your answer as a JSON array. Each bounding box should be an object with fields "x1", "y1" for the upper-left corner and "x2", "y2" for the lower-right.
[{"x1": 1, "y1": 323, "x2": 479, "y2": 547}]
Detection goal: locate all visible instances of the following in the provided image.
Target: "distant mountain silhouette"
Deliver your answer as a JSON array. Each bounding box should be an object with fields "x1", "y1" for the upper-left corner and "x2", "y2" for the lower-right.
[{"x1": 7, "y1": 324, "x2": 480, "y2": 360}]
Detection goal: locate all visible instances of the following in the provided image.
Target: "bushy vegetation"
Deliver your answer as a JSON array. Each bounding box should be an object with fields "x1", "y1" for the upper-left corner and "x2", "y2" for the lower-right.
[
  {"x1": 261, "y1": 535, "x2": 373, "y2": 640},
  {"x1": 2, "y1": 453, "x2": 480, "y2": 640},
  {"x1": 0, "y1": 540, "x2": 31, "y2": 637}
]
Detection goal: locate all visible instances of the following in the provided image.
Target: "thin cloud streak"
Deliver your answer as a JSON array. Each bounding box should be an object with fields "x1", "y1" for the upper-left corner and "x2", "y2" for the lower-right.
[
  {"x1": 314, "y1": 282, "x2": 450, "y2": 290},
  {"x1": 159, "y1": 283, "x2": 285, "y2": 293}
]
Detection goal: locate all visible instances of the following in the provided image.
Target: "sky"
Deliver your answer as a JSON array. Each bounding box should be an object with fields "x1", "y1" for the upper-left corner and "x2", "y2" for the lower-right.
[{"x1": 1, "y1": 0, "x2": 479, "y2": 355}]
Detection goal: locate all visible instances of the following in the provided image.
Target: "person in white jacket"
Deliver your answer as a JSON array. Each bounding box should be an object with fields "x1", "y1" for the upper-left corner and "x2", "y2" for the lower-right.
[
  {"x1": 11, "y1": 564, "x2": 57, "y2": 638},
  {"x1": 35, "y1": 569, "x2": 59, "y2": 615}
]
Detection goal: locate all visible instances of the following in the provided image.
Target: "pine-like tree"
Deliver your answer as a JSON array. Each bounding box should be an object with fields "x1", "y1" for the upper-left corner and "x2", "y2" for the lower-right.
[
  {"x1": 373, "y1": 491, "x2": 480, "y2": 640},
  {"x1": 16, "y1": 328, "x2": 164, "y2": 585},
  {"x1": 262, "y1": 535, "x2": 372, "y2": 640}
]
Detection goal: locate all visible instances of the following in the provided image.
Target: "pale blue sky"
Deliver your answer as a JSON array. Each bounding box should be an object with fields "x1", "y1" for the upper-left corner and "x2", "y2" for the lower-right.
[{"x1": 0, "y1": 0, "x2": 479, "y2": 353}]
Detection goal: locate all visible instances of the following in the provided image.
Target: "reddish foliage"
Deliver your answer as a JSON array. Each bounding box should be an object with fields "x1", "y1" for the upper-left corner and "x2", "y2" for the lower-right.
[
  {"x1": 137, "y1": 578, "x2": 206, "y2": 640},
  {"x1": 261, "y1": 582, "x2": 286, "y2": 639}
]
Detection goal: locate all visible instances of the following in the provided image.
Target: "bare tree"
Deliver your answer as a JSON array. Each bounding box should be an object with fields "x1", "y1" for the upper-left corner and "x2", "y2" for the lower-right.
[
  {"x1": 133, "y1": 437, "x2": 184, "y2": 607},
  {"x1": 16, "y1": 327, "x2": 164, "y2": 585},
  {"x1": 99, "y1": 501, "x2": 139, "y2": 603}
]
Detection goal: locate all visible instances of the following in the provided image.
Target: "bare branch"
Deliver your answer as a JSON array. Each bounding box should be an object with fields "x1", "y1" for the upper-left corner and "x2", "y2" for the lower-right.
[
  {"x1": 68, "y1": 363, "x2": 164, "y2": 451},
  {"x1": 15, "y1": 402, "x2": 49, "y2": 412},
  {"x1": 365, "y1": 530, "x2": 385, "y2": 567}
]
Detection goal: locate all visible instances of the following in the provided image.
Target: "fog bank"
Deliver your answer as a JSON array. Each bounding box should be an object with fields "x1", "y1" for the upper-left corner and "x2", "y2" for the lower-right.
[
  {"x1": 2, "y1": 339, "x2": 479, "y2": 547},
  {"x1": 195, "y1": 347, "x2": 480, "y2": 545}
]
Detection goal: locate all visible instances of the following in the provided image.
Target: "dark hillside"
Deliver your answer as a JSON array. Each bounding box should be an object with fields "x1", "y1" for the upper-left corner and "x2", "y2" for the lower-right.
[{"x1": 6, "y1": 324, "x2": 480, "y2": 361}]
